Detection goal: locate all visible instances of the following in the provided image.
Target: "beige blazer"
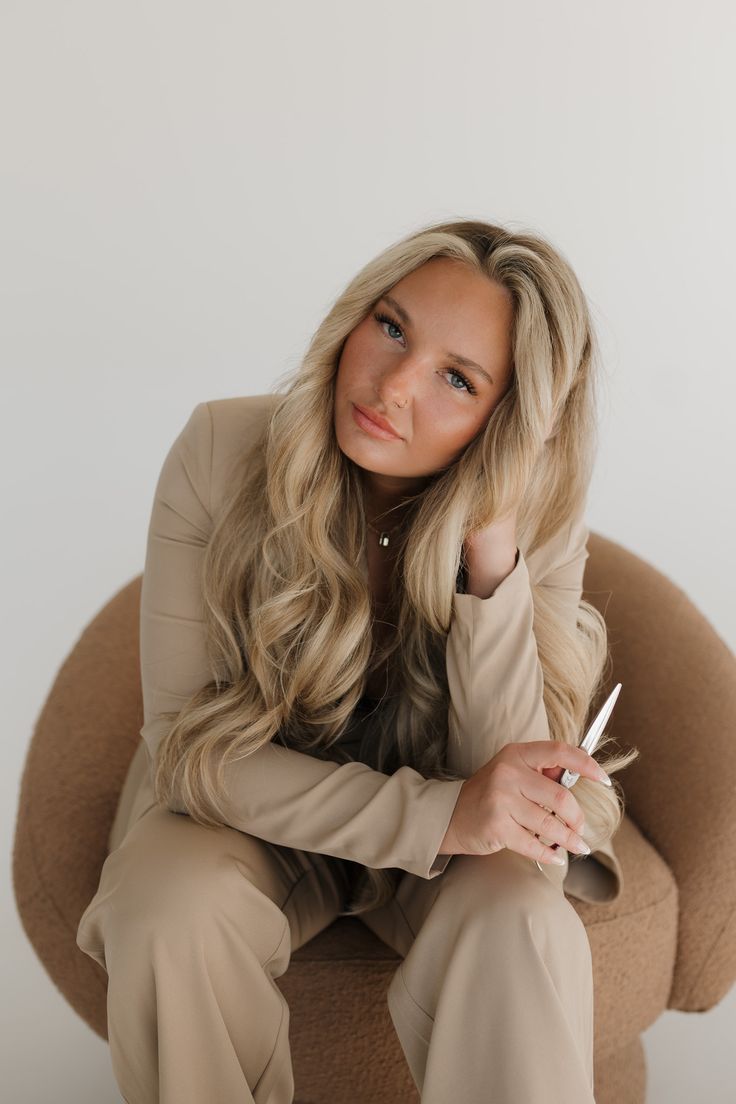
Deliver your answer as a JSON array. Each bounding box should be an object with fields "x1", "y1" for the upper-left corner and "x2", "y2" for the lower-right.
[{"x1": 114, "y1": 394, "x2": 623, "y2": 905}]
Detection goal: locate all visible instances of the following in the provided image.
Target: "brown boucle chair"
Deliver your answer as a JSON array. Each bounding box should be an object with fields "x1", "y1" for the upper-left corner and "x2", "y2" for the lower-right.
[{"x1": 13, "y1": 532, "x2": 736, "y2": 1104}]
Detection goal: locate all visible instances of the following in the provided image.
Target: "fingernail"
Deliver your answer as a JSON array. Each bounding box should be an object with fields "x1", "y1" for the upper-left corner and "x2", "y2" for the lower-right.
[
  {"x1": 596, "y1": 767, "x2": 612, "y2": 786},
  {"x1": 550, "y1": 855, "x2": 566, "y2": 866}
]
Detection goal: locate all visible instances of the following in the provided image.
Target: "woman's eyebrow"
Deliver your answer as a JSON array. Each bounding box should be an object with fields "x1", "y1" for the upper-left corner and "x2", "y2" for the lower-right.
[{"x1": 379, "y1": 294, "x2": 495, "y2": 385}]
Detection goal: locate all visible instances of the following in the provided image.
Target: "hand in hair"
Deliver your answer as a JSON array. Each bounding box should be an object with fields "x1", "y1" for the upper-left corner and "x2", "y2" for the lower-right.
[
  {"x1": 437, "y1": 739, "x2": 612, "y2": 865},
  {"x1": 463, "y1": 506, "x2": 519, "y2": 600},
  {"x1": 461, "y1": 412, "x2": 555, "y2": 598}
]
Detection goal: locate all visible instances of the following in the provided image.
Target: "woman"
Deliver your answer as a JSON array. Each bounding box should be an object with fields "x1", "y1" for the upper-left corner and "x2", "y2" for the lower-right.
[{"x1": 77, "y1": 218, "x2": 638, "y2": 1104}]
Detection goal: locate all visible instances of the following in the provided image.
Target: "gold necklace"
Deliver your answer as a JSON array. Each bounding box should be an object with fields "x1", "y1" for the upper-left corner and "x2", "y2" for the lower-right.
[{"x1": 366, "y1": 518, "x2": 401, "y2": 548}]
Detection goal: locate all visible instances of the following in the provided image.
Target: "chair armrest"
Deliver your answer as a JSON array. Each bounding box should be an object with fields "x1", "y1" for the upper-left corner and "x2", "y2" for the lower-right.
[{"x1": 585, "y1": 533, "x2": 736, "y2": 1011}]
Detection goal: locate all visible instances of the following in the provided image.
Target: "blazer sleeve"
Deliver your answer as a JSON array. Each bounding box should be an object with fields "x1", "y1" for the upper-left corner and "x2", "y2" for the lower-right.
[
  {"x1": 444, "y1": 513, "x2": 590, "y2": 780},
  {"x1": 445, "y1": 517, "x2": 626, "y2": 903},
  {"x1": 139, "y1": 401, "x2": 464, "y2": 879}
]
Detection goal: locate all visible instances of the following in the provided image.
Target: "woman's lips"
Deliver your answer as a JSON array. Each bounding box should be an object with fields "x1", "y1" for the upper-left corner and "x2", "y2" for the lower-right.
[{"x1": 351, "y1": 403, "x2": 403, "y2": 441}]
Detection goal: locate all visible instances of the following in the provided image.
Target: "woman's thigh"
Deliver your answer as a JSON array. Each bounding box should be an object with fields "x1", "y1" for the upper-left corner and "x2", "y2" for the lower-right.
[{"x1": 78, "y1": 800, "x2": 352, "y2": 968}]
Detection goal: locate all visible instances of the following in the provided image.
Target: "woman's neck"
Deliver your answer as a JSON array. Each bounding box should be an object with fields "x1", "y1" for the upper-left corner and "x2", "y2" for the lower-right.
[{"x1": 361, "y1": 471, "x2": 428, "y2": 529}]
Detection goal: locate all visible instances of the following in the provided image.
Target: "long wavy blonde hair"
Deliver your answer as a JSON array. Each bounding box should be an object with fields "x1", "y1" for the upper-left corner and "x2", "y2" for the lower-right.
[{"x1": 153, "y1": 217, "x2": 639, "y2": 916}]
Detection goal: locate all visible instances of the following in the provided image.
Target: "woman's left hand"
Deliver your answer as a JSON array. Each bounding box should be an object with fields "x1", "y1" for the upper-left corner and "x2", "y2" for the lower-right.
[
  {"x1": 461, "y1": 412, "x2": 554, "y2": 600},
  {"x1": 462, "y1": 507, "x2": 519, "y2": 599},
  {"x1": 463, "y1": 507, "x2": 518, "y2": 568}
]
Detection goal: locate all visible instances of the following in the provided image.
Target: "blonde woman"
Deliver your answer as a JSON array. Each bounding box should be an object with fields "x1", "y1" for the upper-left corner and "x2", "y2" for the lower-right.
[{"x1": 77, "y1": 218, "x2": 638, "y2": 1104}]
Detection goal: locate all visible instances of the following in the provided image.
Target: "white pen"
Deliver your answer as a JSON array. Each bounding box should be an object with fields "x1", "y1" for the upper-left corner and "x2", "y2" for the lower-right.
[{"x1": 535, "y1": 682, "x2": 622, "y2": 873}]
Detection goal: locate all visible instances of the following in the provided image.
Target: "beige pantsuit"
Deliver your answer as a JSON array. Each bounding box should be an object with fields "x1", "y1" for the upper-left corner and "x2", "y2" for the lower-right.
[{"x1": 77, "y1": 396, "x2": 624, "y2": 1103}]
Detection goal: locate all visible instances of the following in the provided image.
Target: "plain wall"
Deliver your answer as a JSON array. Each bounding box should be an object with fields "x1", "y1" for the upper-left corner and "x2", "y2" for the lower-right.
[{"x1": 2, "y1": 1, "x2": 734, "y2": 1100}]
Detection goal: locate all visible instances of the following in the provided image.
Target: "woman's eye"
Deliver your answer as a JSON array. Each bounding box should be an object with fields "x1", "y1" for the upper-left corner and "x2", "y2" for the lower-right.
[
  {"x1": 374, "y1": 311, "x2": 404, "y2": 342},
  {"x1": 446, "y1": 369, "x2": 476, "y2": 395}
]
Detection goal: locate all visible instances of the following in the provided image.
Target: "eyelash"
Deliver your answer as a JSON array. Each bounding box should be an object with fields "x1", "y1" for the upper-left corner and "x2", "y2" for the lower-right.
[{"x1": 372, "y1": 311, "x2": 478, "y2": 396}]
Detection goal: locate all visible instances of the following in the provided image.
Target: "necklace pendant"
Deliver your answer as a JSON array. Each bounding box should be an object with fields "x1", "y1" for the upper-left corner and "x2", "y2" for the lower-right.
[{"x1": 378, "y1": 531, "x2": 391, "y2": 548}]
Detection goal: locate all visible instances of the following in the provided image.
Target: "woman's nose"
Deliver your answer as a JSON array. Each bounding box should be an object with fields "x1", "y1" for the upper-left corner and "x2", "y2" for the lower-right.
[{"x1": 375, "y1": 356, "x2": 423, "y2": 404}]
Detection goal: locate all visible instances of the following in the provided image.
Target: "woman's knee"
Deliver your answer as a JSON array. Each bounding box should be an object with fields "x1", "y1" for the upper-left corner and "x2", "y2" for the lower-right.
[
  {"x1": 78, "y1": 805, "x2": 291, "y2": 965},
  {"x1": 432, "y1": 848, "x2": 585, "y2": 946}
]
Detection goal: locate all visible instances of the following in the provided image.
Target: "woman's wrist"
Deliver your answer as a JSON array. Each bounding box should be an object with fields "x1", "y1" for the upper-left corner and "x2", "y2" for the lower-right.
[
  {"x1": 464, "y1": 545, "x2": 519, "y2": 599},
  {"x1": 461, "y1": 506, "x2": 519, "y2": 599}
]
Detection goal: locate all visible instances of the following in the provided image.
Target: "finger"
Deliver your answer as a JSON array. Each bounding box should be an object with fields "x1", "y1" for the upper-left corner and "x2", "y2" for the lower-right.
[
  {"x1": 522, "y1": 740, "x2": 610, "y2": 786},
  {"x1": 520, "y1": 800, "x2": 590, "y2": 855},
  {"x1": 508, "y1": 817, "x2": 566, "y2": 866},
  {"x1": 541, "y1": 766, "x2": 564, "y2": 784},
  {"x1": 519, "y1": 773, "x2": 586, "y2": 836}
]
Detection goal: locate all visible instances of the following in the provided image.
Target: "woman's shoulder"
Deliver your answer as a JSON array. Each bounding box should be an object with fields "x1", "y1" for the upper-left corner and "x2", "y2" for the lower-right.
[
  {"x1": 201, "y1": 394, "x2": 280, "y2": 516},
  {"x1": 206, "y1": 393, "x2": 280, "y2": 442}
]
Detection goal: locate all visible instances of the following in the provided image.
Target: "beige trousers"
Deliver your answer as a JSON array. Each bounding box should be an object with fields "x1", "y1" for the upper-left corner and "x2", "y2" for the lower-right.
[{"x1": 76, "y1": 762, "x2": 596, "y2": 1104}]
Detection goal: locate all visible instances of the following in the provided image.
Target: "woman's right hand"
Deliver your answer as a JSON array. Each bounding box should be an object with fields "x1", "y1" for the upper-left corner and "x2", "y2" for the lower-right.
[{"x1": 439, "y1": 740, "x2": 611, "y2": 864}]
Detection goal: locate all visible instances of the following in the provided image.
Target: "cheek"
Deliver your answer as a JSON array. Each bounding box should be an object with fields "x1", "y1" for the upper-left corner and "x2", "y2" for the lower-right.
[
  {"x1": 413, "y1": 413, "x2": 484, "y2": 466},
  {"x1": 335, "y1": 347, "x2": 355, "y2": 395},
  {"x1": 339, "y1": 327, "x2": 380, "y2": 385}
]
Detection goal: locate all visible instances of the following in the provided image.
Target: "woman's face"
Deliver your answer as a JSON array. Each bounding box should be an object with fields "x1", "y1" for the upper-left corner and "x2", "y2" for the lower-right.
[{"x1": 334, "y1": 256, "x2": 515, "y2": 495}]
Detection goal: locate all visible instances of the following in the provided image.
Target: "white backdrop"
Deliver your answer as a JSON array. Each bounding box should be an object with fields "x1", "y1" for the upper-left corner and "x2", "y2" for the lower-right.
[{"x1": 2, "y1": 2, "x2": 734, "y2": 1101}]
